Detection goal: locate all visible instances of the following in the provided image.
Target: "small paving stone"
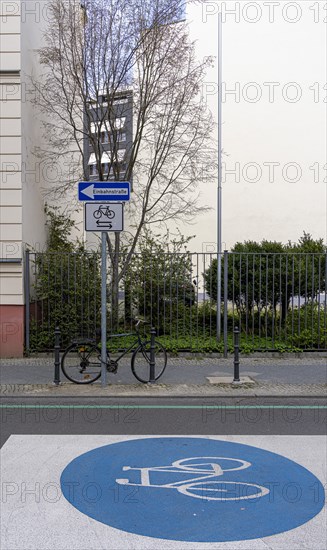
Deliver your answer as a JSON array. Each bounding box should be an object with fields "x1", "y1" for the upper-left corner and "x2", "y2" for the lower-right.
[{"x1": 0, "y1": 382, "x2": 326, "y2": 397}]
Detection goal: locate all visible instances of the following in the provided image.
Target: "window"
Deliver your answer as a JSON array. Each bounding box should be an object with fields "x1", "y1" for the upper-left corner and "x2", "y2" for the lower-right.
[
  {"x1": 113, "y1": 97, "x2": 128, "y2": 105},
  {"x1": 88, "y1": 153, "x2": 97, "y2": 165},
  {"x1": 117, "y1": 149, "x2": 126, "y2": 162},
  {"x1": 113, "y1": 117, "x2": 126, "y2": 130},
  {"x1": 101, "y1": 152, "x2": 111, "y2": 164},
  {"x1": 89, "y1": 164, "x2": 98, "y2": 176},
  {"x1": 88, "y1": 153, "x2": 98, "y2": 177},
  {"x1": 101, "y1": 149, "x2": 126, "y2": 164},
  {"x1": 90, "y1": 122, "x2": 99, "y2": 134},
  {"x1": 90, "y1": 122, "x2": 107, "y2": 135},
  {"x1": 101, "y1": 131, "x2": 108, "y2": 144}
]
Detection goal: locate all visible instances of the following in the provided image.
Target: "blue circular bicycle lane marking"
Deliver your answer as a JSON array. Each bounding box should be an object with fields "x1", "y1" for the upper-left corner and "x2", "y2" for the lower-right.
[{"x1": 60, "y1": 437, "x2": 325, "y2": 543}]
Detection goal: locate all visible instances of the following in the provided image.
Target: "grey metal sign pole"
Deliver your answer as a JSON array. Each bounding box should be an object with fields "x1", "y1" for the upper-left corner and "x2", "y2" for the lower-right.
[
  {"x1": 101, "y1": 231, "x2": 107, "y2": 386},
  {"x1": 217, "y1": 12, "x2": 223, "y2": 340},
  {"x1": 79, "y1": 181, "x2": 129, "y2": 387}
]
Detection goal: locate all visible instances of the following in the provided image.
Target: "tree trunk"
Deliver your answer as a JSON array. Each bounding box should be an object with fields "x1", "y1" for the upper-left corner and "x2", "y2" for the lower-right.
[{"x1": 280, "y1": 295, "x2": 290, "y2": 323}]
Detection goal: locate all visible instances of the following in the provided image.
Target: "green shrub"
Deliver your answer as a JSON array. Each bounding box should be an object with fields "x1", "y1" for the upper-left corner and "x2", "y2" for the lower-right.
[
  {"x1": 204, "y1": 234, "x2": 326, "y2": 323},
  {"x1": 285, "y1": 303, "x2": 327, "y2": 349},
  {"x1": 123, "y1": 229, "x2": 196, "y2": 331},
  {"x1": 28, "y1": 207, "x2": 101, "y2": 351}
]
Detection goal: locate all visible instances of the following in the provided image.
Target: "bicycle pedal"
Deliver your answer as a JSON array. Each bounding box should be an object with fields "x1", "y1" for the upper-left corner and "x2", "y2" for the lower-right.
[{"x1": 108, "y1": 361, "x2": 118, "y2": 373}]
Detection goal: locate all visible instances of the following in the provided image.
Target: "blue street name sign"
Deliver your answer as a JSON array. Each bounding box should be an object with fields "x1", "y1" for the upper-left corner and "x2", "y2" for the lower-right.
[{"x1": 78, "y1": 181, "x2": 130, "y2": 201}]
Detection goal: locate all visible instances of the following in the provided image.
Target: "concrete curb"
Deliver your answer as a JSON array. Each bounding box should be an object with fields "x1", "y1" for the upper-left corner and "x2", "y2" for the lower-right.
[
  {"x1": 2, "y1": 351, "x2": 327, "y2": 362},
  {"x1": 1, "y1": 382, "x2": 326, "y2": 398}
]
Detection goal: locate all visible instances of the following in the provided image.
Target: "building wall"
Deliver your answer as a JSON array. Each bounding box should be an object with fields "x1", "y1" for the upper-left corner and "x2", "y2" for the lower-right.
[
  {"x1": 181, "y1": 2, "x2": 327, "y2": 252},
  {"x1": 0, "y1": 1, "x2": 84, "y2": 356},
  {"x1": 0, "y1": 1, "x2": 24, "y2": 356},
  {"x1": 0, "y1": 1, "x2": 54, "y2": 356},
  {"x1": 20, "y1": 1, "x2": 48, "y2": 254}
]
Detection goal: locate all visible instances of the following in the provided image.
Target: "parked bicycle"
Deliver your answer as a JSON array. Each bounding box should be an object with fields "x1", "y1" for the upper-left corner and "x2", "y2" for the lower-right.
[
  {"x1": 61, "y1": 319, "x2": 167, "y2": 384},
  {"x1": 93, "y1": 205, "x2": 115, "y2": 220}
]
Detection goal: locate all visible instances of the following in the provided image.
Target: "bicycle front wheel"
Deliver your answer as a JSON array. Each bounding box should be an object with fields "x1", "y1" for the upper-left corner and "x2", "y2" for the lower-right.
[
  {"x1": 61, "y1": 341, "x2": 102, "y2": 384},
  {"x1": 131, "y1": 340, "x2": 167, "y2": 383}
]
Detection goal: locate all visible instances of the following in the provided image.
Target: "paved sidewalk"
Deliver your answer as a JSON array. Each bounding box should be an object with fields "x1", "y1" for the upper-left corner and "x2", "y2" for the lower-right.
[{"x1": 0, "y1": 355, "x2": 326, "y2": 397}]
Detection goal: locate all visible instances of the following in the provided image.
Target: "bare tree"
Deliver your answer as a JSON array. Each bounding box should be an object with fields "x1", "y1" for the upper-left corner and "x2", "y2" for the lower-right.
[{"x1": 33, "y1": 0, "x2": 216, "y2": 325}]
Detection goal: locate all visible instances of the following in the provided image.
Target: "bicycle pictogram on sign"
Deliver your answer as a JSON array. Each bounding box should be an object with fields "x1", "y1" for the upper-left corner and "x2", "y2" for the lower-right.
[
  {"x1": 93, "y1": 205, "x2": 115, "y2": 220},
  {"x1": 116, "y1": 456, "x2": 270, "y2": 501}
]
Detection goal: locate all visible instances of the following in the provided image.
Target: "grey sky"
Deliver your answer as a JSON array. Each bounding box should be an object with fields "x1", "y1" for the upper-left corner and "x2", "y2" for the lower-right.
[{"x1": 182, "y1": 1, "x2": 326, "y2": 251}]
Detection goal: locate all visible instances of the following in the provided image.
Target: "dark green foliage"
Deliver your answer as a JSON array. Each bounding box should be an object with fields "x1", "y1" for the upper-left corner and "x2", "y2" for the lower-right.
[
  {"x1": 44, "y1": 205, "x2": 76, "y2": 252},
  {"x1": 123, "y1": 229, "x2": 196, "y2": 331},
  {"x1": 29, "y1": 207, "x2": 101, "y2": 351},
  {"x1": 285, "y1": 303, "x2": 327, "y2": 349},
  {"x1": 204, "y1": 233, "x2": 326, "y2": 320},
  {"x1": 200, "y1": 233, "x2": 326, "y2": 350}
]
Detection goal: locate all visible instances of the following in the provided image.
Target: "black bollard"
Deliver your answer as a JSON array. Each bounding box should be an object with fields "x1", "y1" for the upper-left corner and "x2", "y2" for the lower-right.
[
  {"x1": 233, "y1": 326, "x2": 240, "y2": 383},
  {"x1": 149, "y1": 327, "x2": 156, "y2": 383},
  {"x1": 54, "y1": 327, "x2": 61, "y2": 386}
]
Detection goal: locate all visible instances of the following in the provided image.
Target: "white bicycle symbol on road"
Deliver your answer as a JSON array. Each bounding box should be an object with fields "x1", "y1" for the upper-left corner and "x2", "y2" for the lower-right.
[{"x1": 116, "y1": 456, "x2": 270, "y2": 501}]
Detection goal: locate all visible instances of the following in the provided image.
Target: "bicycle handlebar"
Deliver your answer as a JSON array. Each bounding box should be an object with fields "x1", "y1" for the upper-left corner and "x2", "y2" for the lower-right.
[
  {"x1": 134, "y1": 318, "x2": 150, "y2": 329},
  {"x1": 95, "y1": 318, "x2": 150, "y2": 338}
]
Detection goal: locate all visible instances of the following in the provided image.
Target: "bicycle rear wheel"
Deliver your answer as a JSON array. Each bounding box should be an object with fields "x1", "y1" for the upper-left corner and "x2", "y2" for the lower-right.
[
  {"x1": 131, "y1": 340, "x2": 167, "y2": 383},
  {"x1": 61, "y1": 341, "x2": 102, "y2": 384}
]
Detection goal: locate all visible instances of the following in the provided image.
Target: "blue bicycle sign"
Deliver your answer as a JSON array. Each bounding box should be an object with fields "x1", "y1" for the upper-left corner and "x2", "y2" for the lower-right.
[{"x1": 61, "y1": 437, "x2": 325, "y2": 543}]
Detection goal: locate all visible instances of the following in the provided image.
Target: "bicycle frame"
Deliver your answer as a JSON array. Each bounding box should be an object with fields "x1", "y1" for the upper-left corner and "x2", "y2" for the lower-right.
[{"x1": 104, "y1": 329, "x2": 146, "y2": 364}]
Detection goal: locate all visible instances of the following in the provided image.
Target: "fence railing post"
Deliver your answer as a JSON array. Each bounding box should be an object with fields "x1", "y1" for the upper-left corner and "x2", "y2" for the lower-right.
[
  {"x1": 216, "y1": 251, "x2": 222, "y2": 341},
  {"x1": 24, "y1": 249, "x2": 30, "y2": 354},
  {"x1": 223, "y1": 250, "x2": 228, "y2": 358},
  {"x1": 149, "y1": 327, "x2": 156, "y2": 383},
  {"x1": 233, "y1": 326, "x2": 240, "y2": 383},
  {"x1": 54, "y1": 327, "x2": 61, "y2": 386}
]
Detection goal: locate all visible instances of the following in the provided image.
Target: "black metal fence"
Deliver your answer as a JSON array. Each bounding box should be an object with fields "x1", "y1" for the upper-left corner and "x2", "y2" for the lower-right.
[
  {"x1": 25, "y1": 249, "x2": 101, "y2": 351},
  {"x1": 25, "y1": 250, "x2": 327, "y2": 353}
]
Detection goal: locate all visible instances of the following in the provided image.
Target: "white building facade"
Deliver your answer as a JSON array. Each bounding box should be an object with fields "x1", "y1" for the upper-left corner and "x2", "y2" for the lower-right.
[{"x1": 0, "y1": 1, "x2": 50, "y2": 356}]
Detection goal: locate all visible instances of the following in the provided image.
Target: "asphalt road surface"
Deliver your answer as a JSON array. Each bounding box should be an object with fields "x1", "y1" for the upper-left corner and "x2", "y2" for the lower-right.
[{"x1": 1, "y1": 396, "x2": 326, "y2": 549}]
